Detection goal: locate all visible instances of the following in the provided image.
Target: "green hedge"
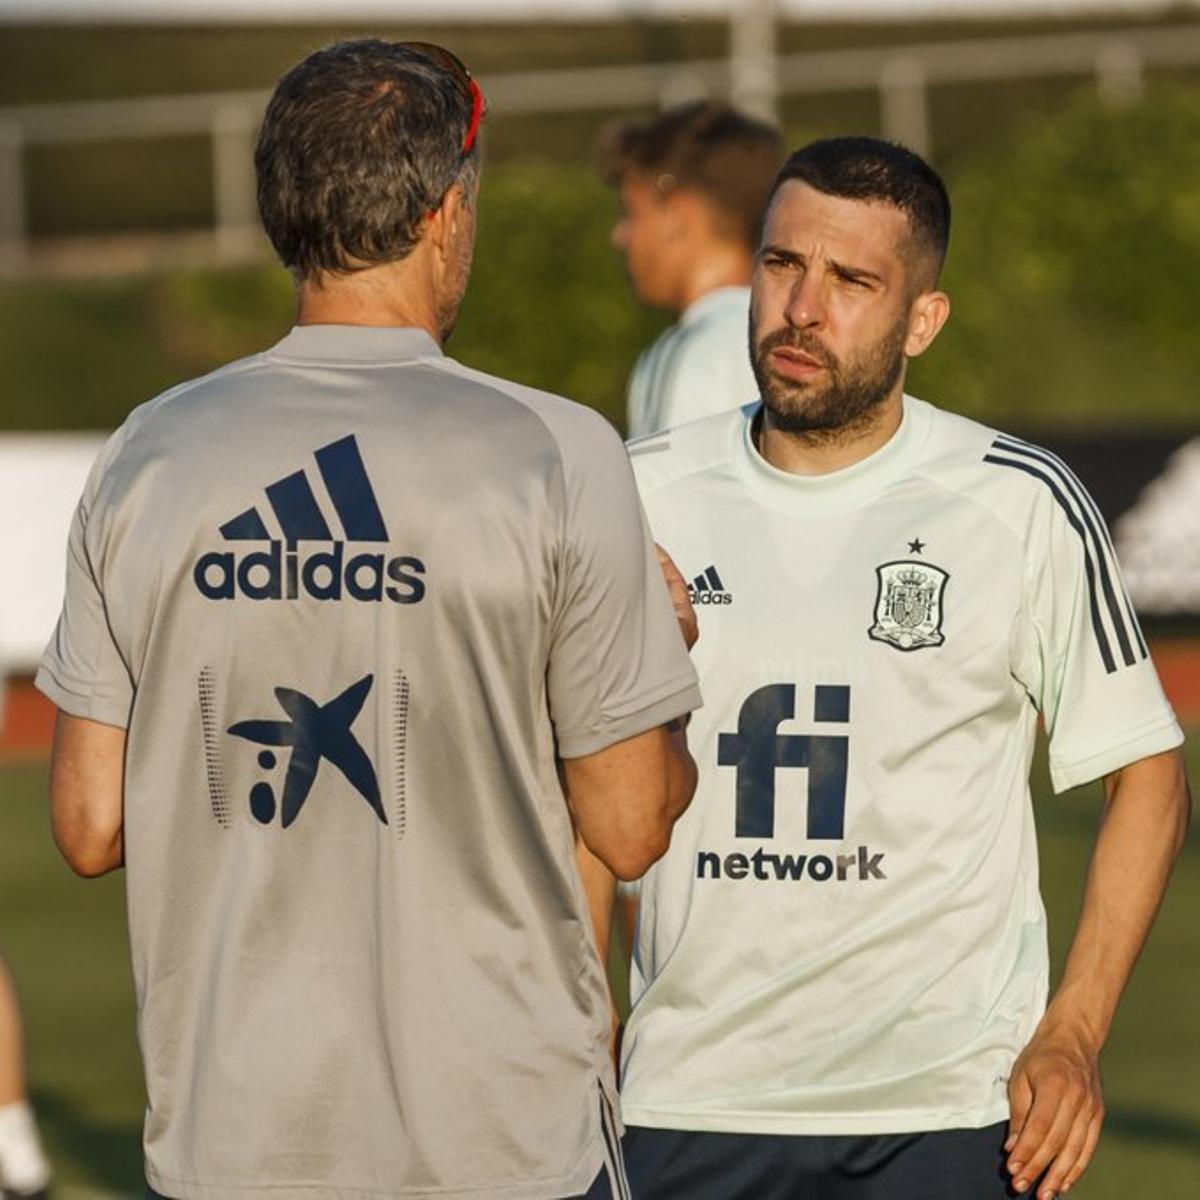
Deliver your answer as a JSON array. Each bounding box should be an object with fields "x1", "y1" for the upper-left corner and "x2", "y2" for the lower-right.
[
  {"x1": 909, "y1": 84, "x2": 1200, "y2": 430},
  {"x1": 2, "y1": 85, "x2": 1198, "y2": 434}
]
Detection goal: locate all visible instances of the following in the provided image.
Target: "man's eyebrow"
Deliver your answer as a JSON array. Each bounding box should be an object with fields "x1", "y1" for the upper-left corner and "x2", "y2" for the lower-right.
[
  {"x1": 830, "y1": 259, "x2": 885, "y2": 285},
  {"x1": 759, "y1": 244, "x2": 803, "y2": 262}
]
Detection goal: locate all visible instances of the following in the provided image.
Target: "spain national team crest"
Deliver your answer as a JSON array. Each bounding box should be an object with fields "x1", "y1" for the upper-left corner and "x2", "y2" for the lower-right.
[{"x1": 868, "y1": 560, "x2": 949, "y2": 651}]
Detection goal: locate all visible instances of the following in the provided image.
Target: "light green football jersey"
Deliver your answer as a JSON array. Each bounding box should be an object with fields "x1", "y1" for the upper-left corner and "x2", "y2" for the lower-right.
[
  {"x1": 621, "y1": 396, "x2": 1182, "y2": 1136},
  {"x1": 626, "y1": 288, "x2": 758, "y2": 439},
  {"x1": 37, "y1": 326, "x2": 700, "y2": 1199}
]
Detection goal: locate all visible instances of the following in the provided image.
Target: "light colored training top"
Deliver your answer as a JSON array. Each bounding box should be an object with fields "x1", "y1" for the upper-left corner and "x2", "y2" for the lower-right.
[
  {"x1": 626, "y1": 286, "x2": 758, "y2": 439},
  {"x1": 37, "y1": 325, "x2": 701, "y2": 1200},
  {"x1": 620, "y1": 397, "x2": 1182, "y2": 1136}
]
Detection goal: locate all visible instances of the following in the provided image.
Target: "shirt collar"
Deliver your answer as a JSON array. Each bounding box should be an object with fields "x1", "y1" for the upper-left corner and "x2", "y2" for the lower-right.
[
  {"x1": 734, "y1": 394, "x2": 933, "y2": 512},
  {"x1": 679, "y1": 286, "x2": 750, "y2": 328},
  {"x1": 267, "y1": 324, "x2": 444, "y2": 363}
]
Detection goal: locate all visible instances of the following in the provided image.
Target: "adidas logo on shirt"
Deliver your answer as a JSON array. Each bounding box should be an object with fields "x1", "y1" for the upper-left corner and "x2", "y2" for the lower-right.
[
  {"x1": 193, "y1": 434, "x2": 426, "y2": 605},
  {"x1": 688, "y1": 564, "x2": 733, "y2": 606}
]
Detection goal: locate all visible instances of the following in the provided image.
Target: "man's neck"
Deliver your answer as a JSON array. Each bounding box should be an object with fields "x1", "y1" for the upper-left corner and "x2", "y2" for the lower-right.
[
  {"x1": 756, "y1": 388, "x2": 905, "y2": 477},
  {"x1": 675, "y1": 241, "x2": 753, "y2": 314},
  {"x1": 296, "y1": 264, "x2": 443, "y2": 345}
]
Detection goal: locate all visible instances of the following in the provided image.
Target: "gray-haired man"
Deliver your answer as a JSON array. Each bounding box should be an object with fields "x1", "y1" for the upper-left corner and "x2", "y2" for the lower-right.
[{"x1": 39, "y1": 39, "x2": 699, "y2": 1200}]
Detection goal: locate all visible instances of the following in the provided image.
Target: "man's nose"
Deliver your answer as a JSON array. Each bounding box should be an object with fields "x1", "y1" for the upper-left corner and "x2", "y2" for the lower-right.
[{"x1": 785, "y1": 274, "x2": 826, "y2": 329}]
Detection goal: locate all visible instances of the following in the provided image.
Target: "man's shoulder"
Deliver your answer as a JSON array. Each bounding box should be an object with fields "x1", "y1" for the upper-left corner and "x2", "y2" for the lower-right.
[
  {"x1": 913, "y1": 397, "x2": 1095, "y2": 539},
  {"x1": 436, "y1": 357, "x2": 621, "y2": 453},
  {"x1": 97, "y1": 353, "x2": 270, "y2": 467},
  {"x1": 627, "y1": 404, "x2": 748, "y2": 498}
]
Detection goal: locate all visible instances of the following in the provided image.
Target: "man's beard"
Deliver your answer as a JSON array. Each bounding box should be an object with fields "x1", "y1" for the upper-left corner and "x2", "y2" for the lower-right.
[
  {"x1": 750, "y1": 313, "x2": 909, "y2": 442},
  {"x1": 437, "y1": 221, "x2": 476, "y2": 344}
]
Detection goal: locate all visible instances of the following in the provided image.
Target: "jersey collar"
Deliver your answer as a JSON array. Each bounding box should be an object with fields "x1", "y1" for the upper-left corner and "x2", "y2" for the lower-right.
[
  {"x1": 679, "y1": 286, "x2": 750, "y2": 329},
  {"x1": 267, "y1": 325, "x2": 444, "y2": 363},
  {"x1": 734, "y1": 394, "x2": 933, "y2": 512}
]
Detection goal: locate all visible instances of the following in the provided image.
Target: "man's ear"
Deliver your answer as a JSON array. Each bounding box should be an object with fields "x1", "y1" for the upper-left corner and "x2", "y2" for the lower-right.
[
  {"x1": 660, "y1": 187, "x2": 701, "y2": 242},
  {"x1": 427, "y1": 181, "x2": 471, "y2": 259},
  {"x1": 905, "y1": 288, "x2": 951, "y2": 359}
]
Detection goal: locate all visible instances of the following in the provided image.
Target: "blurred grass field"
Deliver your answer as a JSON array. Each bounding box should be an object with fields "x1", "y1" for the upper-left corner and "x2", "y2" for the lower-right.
[{"x1": 0, "y1": 733, "x2": 1196, "y2": 1196}]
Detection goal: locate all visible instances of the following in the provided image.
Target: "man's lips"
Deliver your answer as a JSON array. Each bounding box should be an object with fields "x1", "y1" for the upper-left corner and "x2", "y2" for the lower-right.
[{"x1": 769, "y1": 346, "x2": 828, "y2": 379}]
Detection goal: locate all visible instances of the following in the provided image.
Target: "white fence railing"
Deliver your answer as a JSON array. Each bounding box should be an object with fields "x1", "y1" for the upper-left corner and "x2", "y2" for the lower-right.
[{"x1": 1, "y1": 21, "x2": 1199, "y2": 274}]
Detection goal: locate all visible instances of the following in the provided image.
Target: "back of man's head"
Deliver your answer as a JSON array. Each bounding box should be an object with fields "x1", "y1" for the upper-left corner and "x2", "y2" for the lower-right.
[
  {"x1": 256, "y1": 39, "x2": 481, "y2": 282},
  {"x1": 768, "y1": 136, "x2": 951, "y2": 289},
  {"x1": 599, "y1": 102, "x2": 784, "y2": 250}
]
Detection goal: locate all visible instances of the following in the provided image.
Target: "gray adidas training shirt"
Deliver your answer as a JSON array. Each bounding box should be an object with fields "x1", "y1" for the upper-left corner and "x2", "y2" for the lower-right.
[{"x1": 37, "y1": 325, "x2": 701, "y2": 1199}]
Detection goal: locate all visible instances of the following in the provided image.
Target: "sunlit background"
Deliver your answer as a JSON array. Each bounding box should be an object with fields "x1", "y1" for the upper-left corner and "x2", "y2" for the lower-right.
[{"x1": 0, "y1": 2, "x2": 1197, "y2": 1195}]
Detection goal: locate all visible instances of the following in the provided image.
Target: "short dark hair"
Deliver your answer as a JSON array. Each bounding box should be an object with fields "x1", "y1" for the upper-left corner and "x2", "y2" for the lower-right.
[
  {"x1": 255, "y1": 39, "x2": 479, "y2": 281},
  {"x1": 769, "y1": 137, "x2": 951, "y2": 284},
  {"x1": 598, "y1": 102, "x2": 784, "y2": 249}
]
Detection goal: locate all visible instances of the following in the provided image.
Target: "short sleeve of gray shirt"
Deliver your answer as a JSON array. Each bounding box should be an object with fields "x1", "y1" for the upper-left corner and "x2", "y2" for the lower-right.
[
  {"x1": 545, "y1": 406, "x2": 700, "y2": 758},
  {"x1": 37, "y1": 428, "x2": 134, "y2": 728}
]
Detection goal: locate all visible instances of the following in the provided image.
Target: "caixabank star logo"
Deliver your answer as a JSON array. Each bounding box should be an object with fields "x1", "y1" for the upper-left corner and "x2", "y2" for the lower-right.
[{"x1": 193, "y1": 434, "x2": 426, "y2": 605}]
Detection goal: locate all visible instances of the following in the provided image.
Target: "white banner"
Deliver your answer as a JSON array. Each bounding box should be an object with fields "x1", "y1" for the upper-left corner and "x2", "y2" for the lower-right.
[
  {"x1": 0, "y1": 1, "x2": 1187, "y2": 24},
  {"x1": 0, "y1": 433, "x2": 108, "y2": 675}
]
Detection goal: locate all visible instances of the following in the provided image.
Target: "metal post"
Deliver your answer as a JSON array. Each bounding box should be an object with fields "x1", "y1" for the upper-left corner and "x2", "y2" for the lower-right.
[
  {"x1": 879, "y1": 56, "x2": 931, "y2": 160},
  {"x1": 660, "y1": 68, "x2": 712, "y2": 111},
  {"x1": 1096, "y1": 40, "x2": 1144, "y2": 109},
  {"x1": 730, "y1": 0, "x2": 779, "y2": 123},
  {"x1": 0, "y1": 120, "x2": 28, "y2": 276},
  {"x1": 212, "y1": 102, "x2": 259, "y2": 263}
]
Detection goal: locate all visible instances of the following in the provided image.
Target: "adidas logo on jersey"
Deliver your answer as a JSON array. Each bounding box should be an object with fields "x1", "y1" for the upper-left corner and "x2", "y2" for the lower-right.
[
  {"x1": 193, "y1": 434, "x2": 426, "y2": 605},
  {"x1": 688, "y1": 564, "x2": 733, "y2": 606}
]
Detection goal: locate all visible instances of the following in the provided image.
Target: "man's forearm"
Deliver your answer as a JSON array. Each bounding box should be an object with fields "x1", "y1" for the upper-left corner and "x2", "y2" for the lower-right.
[
  {"x1": 664, "y1": 717, "x2": 697, "y2": 824},
  {"x1": 576, "y1": 837, "x2": 618, "y2": 965},
  {"x1": 1046, "y1": 746, "x2": 1190, "y2": 1042},
  {"x1": 1004, "y1": 746, "x2": 1191, "y2": 1198}
]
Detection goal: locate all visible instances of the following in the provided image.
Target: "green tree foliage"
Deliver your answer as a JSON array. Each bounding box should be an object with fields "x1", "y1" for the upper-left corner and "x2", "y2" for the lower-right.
[
  {"x1": 910, "y1": 84, "x2": 1200, "y2": 430},
  {"x1": 0, "y1": 161, "x2": 662, "y2": 432},
  {"x1": 2, "y1": 87, "x2": 1198, "y2": 434},
  {"x1": 451, "y1": 161, "x2": 666, "y2": 430}
]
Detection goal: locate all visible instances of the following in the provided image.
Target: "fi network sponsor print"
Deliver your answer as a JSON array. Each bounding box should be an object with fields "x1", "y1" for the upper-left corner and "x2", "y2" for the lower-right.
[
  {"x1": 193, "y1": 434, "x2": 426, "y2": 604},
  {"x1": 703, "y1": 682, "x2": 884, "y2": 886}
]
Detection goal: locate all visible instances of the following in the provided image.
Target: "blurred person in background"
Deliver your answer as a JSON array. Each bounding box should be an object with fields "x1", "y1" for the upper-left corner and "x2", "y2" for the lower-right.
[
  {"x1": 599, "y1": 101, "x2": 783, "y2": 438},
  {"x1": 598, "y1": 136, "x2": 1191, "y2": 1200},
  {"x1": 0, "y1": 959, "x2": 50, "y2": 1200},
  {"x1": 37, "y1": 38, "x2": 699, "y2": 1200}
]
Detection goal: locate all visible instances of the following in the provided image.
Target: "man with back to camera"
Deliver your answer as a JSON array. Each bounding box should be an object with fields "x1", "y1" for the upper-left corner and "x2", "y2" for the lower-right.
[
  {"x1": 600, "y1": 101, "x2": 783, "y2": 438},
  {"x1": 598, "y1": 137, "x2": 1191, "y2": 1198},
  {"x1": 36, "y1": 39, "x2": 702, "y2": 1200}
]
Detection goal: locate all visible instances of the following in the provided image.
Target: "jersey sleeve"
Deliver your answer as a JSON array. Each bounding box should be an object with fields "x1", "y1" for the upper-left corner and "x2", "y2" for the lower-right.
[
  {"x1": 1010, "y1": 471, "x2": 1182, "y2": 793},
  {"x1": 35, "y1": 434, "x2": 134, "y2": 728},
  {"x1": 547, "y1": 416, "x2": 701, "y2": 759}
]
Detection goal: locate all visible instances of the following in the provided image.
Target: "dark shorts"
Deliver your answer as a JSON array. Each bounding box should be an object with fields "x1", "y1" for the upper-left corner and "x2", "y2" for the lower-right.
[{"x1": 622, "y1": 1122, "x2": 1022, "y2": 1200}]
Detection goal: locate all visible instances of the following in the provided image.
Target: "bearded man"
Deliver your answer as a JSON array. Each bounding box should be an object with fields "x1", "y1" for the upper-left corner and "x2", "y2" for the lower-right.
[{"x1": 590, "y1": 136, "x2": 1190, "y2": 1200}]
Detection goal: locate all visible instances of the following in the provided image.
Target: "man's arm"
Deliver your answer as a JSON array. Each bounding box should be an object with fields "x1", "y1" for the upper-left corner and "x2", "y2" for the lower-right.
[
  {"x1": 1005, "y1": 746, "x2": 1191, "y2": 1198},
  {"x1": 564, "y1": 720, "x2": 696, "y2": 883},
  {"x1": 48, "y1": 711, "x2": 126, "y2": 877},
  {"x1": 569, "y1": 542, "x2": 698, "y2": 884}
]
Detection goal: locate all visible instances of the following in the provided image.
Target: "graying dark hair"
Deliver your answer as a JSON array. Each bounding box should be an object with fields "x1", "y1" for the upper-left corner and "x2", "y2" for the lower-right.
[{"x1": 255, "y1": 38, "x2": 479, "y2": 280}]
